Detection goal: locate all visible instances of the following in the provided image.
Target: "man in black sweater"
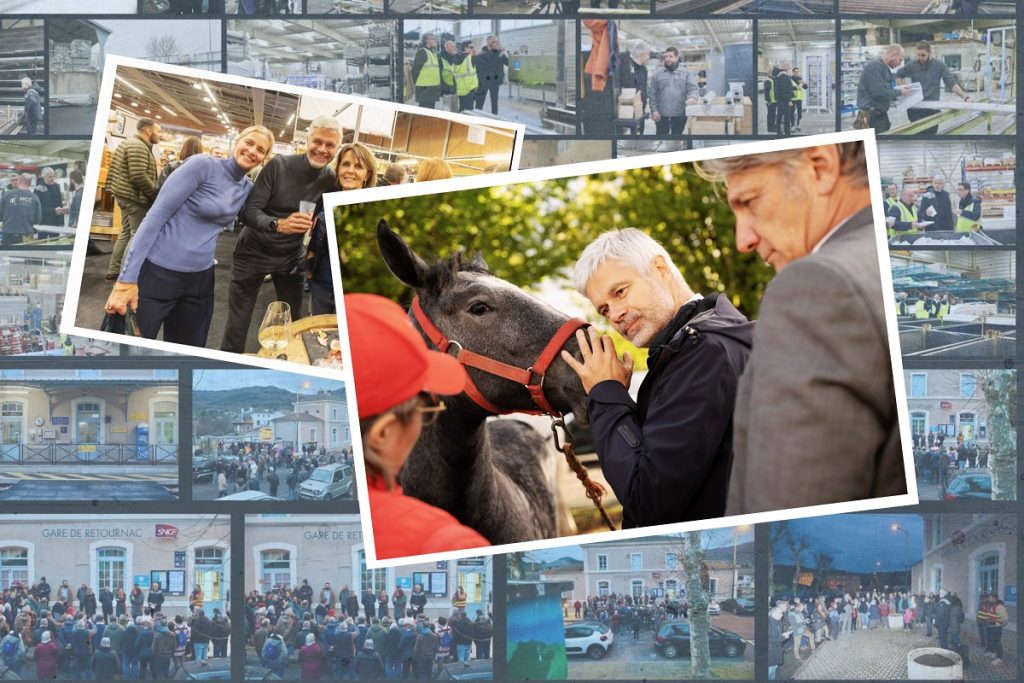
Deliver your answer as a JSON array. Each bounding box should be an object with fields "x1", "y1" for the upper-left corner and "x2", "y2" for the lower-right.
[
  {"x1": 220, "y1": 117, "x2": 340, "y2": 353},
  {"x1": 1, "y1": 173, "x2": 41, "y2": 245},
  {"x1": 772, "y1": 62, "x2": 795, "y2": 138},
  {"x1": 474, "y1": 36, "x2": 508, "y2": 115}
]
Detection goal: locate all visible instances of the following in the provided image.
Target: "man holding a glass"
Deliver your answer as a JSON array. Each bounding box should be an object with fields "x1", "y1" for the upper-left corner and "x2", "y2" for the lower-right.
[{"x1": 220, "y1": 116, "x2": 342, "y2": 353}]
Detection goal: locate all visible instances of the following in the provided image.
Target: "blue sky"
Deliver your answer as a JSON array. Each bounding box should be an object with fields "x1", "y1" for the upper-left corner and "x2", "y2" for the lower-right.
[
  {"x1": 772, "y1": 514, "x2": 924, "y2": 573},
  {"x1": 192, "y1": 368, "x2": 344, "y2": 394}
]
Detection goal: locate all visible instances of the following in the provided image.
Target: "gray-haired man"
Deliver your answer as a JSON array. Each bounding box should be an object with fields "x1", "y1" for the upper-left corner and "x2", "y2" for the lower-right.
[
  {"x1": 35, "y1": 166, "x2": 66, "y2": 238},
  {"x1": 221, "y1": 116, "x2": 341, "y2": 352},
  {"x1": 560, "y1": 229, "x2": 753, "y2": 527}
]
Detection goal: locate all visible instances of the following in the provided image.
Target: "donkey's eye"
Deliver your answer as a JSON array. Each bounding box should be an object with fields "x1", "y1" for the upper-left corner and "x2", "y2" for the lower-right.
[{"x1": 468, "y1": 302, "x2": 491, "y2": 316}]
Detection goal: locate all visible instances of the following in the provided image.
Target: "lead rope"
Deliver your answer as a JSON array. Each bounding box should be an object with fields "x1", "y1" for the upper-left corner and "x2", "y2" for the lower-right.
[{"x1": 551, "y1": 417, "x2": 617, "y2": 532}]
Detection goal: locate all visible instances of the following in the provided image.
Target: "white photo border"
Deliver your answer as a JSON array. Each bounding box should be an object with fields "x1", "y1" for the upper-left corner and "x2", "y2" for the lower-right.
[{"x1": 324, "y1": 128, "x2": 919, "y2": 569}]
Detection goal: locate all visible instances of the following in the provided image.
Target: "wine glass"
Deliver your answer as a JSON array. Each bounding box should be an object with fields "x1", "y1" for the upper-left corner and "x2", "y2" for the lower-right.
[{"x1": 258, "y1": 301, "x2": 292, "y2": 357}]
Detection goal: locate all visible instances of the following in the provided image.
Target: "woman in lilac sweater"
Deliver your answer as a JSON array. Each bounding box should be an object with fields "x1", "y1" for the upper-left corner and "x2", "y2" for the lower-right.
[{"x1": 104, "y1": 125, "x2": 274, "y2": 346}]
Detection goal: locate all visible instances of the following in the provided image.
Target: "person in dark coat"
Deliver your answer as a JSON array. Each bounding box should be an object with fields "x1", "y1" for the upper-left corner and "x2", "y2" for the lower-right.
[
  {"x1": 99, "y1": 588, "x2": 115, "y2": 621},
  {"x1": 355, "y1": 639, "x2": 385, "y2": 680},
  {"x1": 92, "y1": 636, "x2": 120, "y2": 680},
  {"x1": 918, "y1": 178, "x2": 955, "y2": 232},
  {"x1": 33, "y1": 167, "x2": 66, "y2": 236},
  {"x1": 563, "y1": 229, "x2": 754, "y2": 527},
  {"x1": 617, "y1": 43, "x2": 650, "y2": 135},
  {"x1": 147, "y1": 583, "x2": 165, "y2": 615},
  {"x1": 345, "y1": 592, "x2": 360, "y2": 620},
  {"x1": 409, "y1": 585, "x2": 427, "y2": 617},
  {"x1": 382, "y1": 622, "x2": 402, "y2": 679},
  {"x1": 362, "y1": 588, "x2": 377, "y2": 620},
  {"x1": 474, "y1": 36, "x2": 509, "y2": 115},
  {"x1": 70, "y1": 619, "x2": 96, "y2": 680},
  {"x1": 935, "y1": 590, "x2": 952, "y2": 649},
  {"x1": 768, "y1": 601, "x2": 792, "y2": 680},
  {"x1": 20, "y1": 77, "x2": 43, "y2": 135},
  {"x1": 398, "y1": 620, "x2": 418, "y2": 679},
  {"x1": 772, "y1": 62, "x2": 796, "y2": 137}
]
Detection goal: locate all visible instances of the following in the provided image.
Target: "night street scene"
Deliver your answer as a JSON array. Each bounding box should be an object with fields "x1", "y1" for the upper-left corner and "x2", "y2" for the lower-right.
[
  {"x1": 0, "y1": 369, "x2": 178, "y2": 501},
  {"x1": 0, "y1": 514, "x2": 231, "y2": 680},
  {"x1": 191, "y1": 369, "x2": 353, "y2": 502},
  {"x1": 506, "y1": 529, "x2": 755, "y2": 680},
  {"x1": 905, "y1": 369, "x2": 1017, "y2": 501},
  {"x1": 768, "y1": 514, "x2": 1017, "y2": 680}
]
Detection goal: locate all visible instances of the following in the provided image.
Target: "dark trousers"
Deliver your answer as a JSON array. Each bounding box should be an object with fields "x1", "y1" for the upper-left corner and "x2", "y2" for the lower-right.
[
  {"x1": 213, "y1": 639, "x2": 227, "y2": 658},
  {"x1": 986, "y1": 625, "x2": 1003, "y2": 658},
  {"x1": 136, "y1": 260, "x2": 215, "y2": 347},
  {"x1": 869, "y1": 109, "x2": 891, "y2": 134},
  {"x1": 794, "y1": 101, "x2": 803, "y2": 125},
  {"x1": 1, "y1": 233, "x2": 26, "y2": 246},
  {"x1": 310, "y1": 280, "x2": 335, "y2": 315},
  {"x1": 776, "y1": 100, "x2": 793, "y2": 136},
  {"x1": 475, "y1": 84, "x2": 501, "y2": 115},
  {"x1": 138, "y1": 655, "x2": 156, "y2": 680},
  {"x1": 154, "y1": 655, "x2": 171, "y2": 679},
  {"x1": 766, "y1": 102, "x2": 777, "y2": 131},
  {"x1": 24, "y1": 118, "x2": 39, "y2": 136},
  {"x1": 908, "y1": 107, "x2": 940, "y2": 135},
  {"x1": 220, "y1": 254, "x2": 304, "y2": 353},
  {"x1": 458, "y1": 93, "x2": 476, "y2": 112},
  {"x1": 654, "y1": 115, "x2": 686, "y2": 135}
]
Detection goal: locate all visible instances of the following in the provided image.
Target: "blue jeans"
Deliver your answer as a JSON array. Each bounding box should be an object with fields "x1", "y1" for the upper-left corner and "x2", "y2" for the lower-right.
[
  {"x1": 768, "y1": 664, "x2": 778, "y2": 680},
  {"x1": 74, "y1": 653, "x2": 93, "y2": 679},
  {"x1": 122, "y1": 654, "x2": 139, "y2": 679},
  {"x1": 385, "y1": 657, "x2": 402, "y2": 679},
  {"x1": 213, "y1": 639, "x2": 227, "y2": 658},
  {"x1": 194, "y1": 642, "x2": 209, "y2": 661},
  {"x1": 2, "y1": 657, "x2": 22, "y2": 675},
  {"x1": 456, "y1": 643, "x2": 471, "y2": 663}
]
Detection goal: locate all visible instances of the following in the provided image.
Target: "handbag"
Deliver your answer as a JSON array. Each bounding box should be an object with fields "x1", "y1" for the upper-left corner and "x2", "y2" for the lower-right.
[
  {"x1": 100, "y1": 304, "x2": 141, "y2": 337},
  {"x1": 853, "y1": 109, "x2": 872, "y2": 130}
]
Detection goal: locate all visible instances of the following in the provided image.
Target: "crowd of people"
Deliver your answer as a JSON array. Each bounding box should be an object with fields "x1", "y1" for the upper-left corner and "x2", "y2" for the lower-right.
[
  {"x1": 568, "y1": 593, "x2": 696, "y2": 638},
  {"x1": 0, "y1": 166, "x2": 82, "y2": 246},
  {"x1": 411, "y1": 33, "x2": 508, "y2": 114},
  {"x1": 767, "y1": 590, "x2": 1011, "y2": 679},
  {"x1": 244, "y1": 581, "x2": 492, "y2": 679},
  {"x1": 884, "y1": 177, "x2": 983, "y2": 239},
  {"x1": 101, "y1": 115, "x2": 454, "y2": 349},
  {"x1": 763, "y1": 62, "x2": 809, "y2": 137},
  {"x1": 195, "y1": 440, "x2": 352, "y2": 499},
  {"x1": 912, "y1": 437, "x2": 990, "y2": 491},
  {"x1": 0, "y1": 577, "x2": 230, "y2": 679}
]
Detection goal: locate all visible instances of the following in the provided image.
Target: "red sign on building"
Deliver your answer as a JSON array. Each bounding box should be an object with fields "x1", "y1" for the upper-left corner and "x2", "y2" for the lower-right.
[
  {"x1": 155, "y1": 524, "x2": 179, "y2": 539},
  {"x1": 940, "y1": 401, "x2": 953, "y2": 410}
]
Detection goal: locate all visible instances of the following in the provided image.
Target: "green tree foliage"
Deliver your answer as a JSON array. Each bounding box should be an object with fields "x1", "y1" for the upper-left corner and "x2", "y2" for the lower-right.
[{"x1": 335, "y1": 164, "x2": 774, "y2": 320}]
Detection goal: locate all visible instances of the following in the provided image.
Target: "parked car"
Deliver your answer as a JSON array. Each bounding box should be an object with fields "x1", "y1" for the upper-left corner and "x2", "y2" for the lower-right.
[
  {"x1": 172, "y1": 658, "x2": 280, "y2": 680},
  {"x1": 192, "y1": 455, "x2": 215, "y2": 483},
  {"x1": 707, "y1": 600, "x2": 721, "y2": 615},
  {"x1": 436, "y1": 660, "x2": 492, "y2": 680},
  {"x1": 218, "y1": 491, "x2": 281, "y2": 502},
  {"x1": 565, "y1": 622, "x2": 613, "y2": 659},
  {"x1": 943, "y1": 473, "x2": 992, "y2": 500},
  {"x1": 654, "y1": 621, "x2": 746, "y2": 659},
  {"x1": 298, "y1": 463, "x2": 354, "y2": 501},
  {"x1": 720, "y1": 598, "x2": 756, "y2": 616}
]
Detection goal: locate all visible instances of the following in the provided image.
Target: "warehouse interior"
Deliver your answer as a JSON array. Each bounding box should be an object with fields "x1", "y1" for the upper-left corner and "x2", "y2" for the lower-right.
[
  {"x1": 227, "y1": 20, "x2": 398, "y2": 101},
  {"x1": 0, "y1": 140, "x2": 89, "y2": 245},
  {"x1": 757, "y1": 20, "x2": 836, "y2": 135},
  {"x1": 404, "y1": 19, "x2": 576, "y2": 134},
  {"x1": 520, "y1": 139, "x2": 612, "y2": 169},
  {"x1": 474, "y1": 0, "x2": 649, "y2": 13},
  {"x1": 144, "y1": 0, "x2": 301, "y2": 11},
  {"x1": 615, "y1": 139, "x2": 687, "y2": 157},
  {"x1": 840, "y1": 0, "x2": 1016, "y2": 13},
  {"x1": 0, "y1": 20, "x2": 45, "y2": 136},
  {"x1": 581, "y1": 20, "x2": 754, "y2": 136},
  {"x1": 390, "y1": 0, "x2": 468, "y2": 13},
  {"x1": 655, "y1": 0, "x2": 832, "y2": 12},
  {"x1": 48, "y1": 19, "x2": 223, "y2": 136},
  {"x1": 841, "y1": 19, "x2": 1016, "y2": 135},
  {"x1": 880, "y1": 140, "x2": 1016, "y2": 246},
  {"x1": 0, "y1": 0, "x2": 135, "y2": 10},
  {"x1": 891, "y1": 250, "x2": 1015, "y2": 359},
  {"x1": 306, "y1": 0, "x2": 385, "y2": 11}
]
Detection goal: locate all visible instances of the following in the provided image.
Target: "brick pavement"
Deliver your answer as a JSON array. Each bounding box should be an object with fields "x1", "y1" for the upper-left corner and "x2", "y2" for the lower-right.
[{"x1": 785, "y1": 624, "x2": 1017, "y2": 680}]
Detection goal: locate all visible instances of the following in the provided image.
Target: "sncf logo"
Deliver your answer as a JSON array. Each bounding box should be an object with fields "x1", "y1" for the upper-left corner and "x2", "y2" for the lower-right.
[{"x1": 155, "y1": 525, "x2": 179, "y2": 538}]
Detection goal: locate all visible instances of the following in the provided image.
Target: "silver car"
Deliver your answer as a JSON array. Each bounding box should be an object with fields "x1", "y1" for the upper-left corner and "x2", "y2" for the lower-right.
[{"x1": 298, "y1": 464, "x2": 354, "y2": 501}]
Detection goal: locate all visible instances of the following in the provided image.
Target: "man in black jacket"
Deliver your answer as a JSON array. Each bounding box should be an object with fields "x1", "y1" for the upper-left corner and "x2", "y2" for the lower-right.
[
  {"x1": 220, "y1": 117, "x2": 340, "y2": 352},
  {"x1": 856, "y1": 44, "x2": 912, "y2": 133},
  {"x1": 21, "y1": 77, "x2": 43, "y2": 136},
  {"x1": 474, "y1": 36, "x2": 508, "y2": 115},
  {"x1": 562, "y1": 229, "x2": 754, "y2": 527},
  {"x1": 618, "y1": 43, "x2": 650, "y2": 135},
  {"x1": 773, "y1": 62, "x2": 795, "y2": 137},
  {"x1": 919, "y1": 177, "x2": 955, "y2": 232}
]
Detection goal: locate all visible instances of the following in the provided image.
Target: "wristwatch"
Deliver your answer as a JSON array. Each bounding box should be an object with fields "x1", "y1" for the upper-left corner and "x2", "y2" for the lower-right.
[{"x1": 269, "y1": 219, "x2": 278, "y2": 231}]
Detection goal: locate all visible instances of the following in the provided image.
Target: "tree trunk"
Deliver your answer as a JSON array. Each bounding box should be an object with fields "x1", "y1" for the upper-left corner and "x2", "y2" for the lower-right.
[
  {"x1": 982, "y1": 371, "x2": 1017, "y2": 500},
  {"x1": 682, "y1": 532, "x2": 711, "y2": 679}
]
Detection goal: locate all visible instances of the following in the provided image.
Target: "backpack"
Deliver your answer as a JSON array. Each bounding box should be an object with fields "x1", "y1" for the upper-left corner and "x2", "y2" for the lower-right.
[
  {"x1": 176, "y1": 628, "x2": 188, "y2": 648},
  {"x1": 2, "y1": 637, "x2": 17, "y2": 658},
  {"x1": 439, "y1": 628, "x2": 452, "y2": 651},
  {"x1": 264, "y1": 638, "x2": 281, "y2": 661}
]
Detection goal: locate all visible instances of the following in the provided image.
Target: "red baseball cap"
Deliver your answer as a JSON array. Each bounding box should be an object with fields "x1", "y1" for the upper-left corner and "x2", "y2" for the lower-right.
[{"x1": 344, "y1": 293, "x2": 466, "y2": 419}]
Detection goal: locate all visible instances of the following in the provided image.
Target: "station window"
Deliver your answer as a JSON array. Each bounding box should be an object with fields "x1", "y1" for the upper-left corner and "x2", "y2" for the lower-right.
[
  {"x1": 97, "y1": 547, "x2": 126, "y2": 591},
  {"x1": 596, "y1": 554, "x2": 608, "y2": 571},
  {"x1": 631, "y1": 579, "x2": 643, "y2": 600},
  {"x1": 597, "y1": 580, "x2": 610, "y2": 597},
  {"x1": 260, "y1": 549, "x2": 291, "y2": 592},
  {"x1": 665, "y1": 552, "x2": 678, "y2": 570},
  {"x1": 630, "y1": 553, "x2": 643, "y2": 571},
  {"x1": 358, "y1": 549, "x2": 388, "y2": 594},
  {"x1": 0, "y1": 547, "x2": 28, "y2": 590}
]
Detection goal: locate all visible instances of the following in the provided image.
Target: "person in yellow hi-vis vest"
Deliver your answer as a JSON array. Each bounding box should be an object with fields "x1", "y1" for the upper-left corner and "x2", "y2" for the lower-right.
[
  {"x1": 884, "y1": 183, "x2": 899, "y2": 209},
  {"x1": 914, "y1": 293, "x2": 932, "y2": 319},
  {"x1": 791, "y1": 71, "x2": 807, "y2": 132},
  {"x1": 442, "y1": 40, "x2": 480, "y2": 113},
  {"x1": 932, "y1": 294, "x2": 950, "y2": 319},
  {"x1": 440, "y1": 41, "x2": 457, "y2": 99},
  {"x1": 953, "y1": 182, "x2": 983, "y2": 232},
  {"x1": 411, "y1": 33, "x2": 442, "y2": 109},
  {"x1": 885, "y1": 186, "x2": 923, "y2": 239}
]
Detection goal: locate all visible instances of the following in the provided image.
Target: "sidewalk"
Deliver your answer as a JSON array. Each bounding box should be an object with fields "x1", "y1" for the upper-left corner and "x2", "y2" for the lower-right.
[{"x1": 785, "y1": 624, "x2": 1016, "y2": 680}]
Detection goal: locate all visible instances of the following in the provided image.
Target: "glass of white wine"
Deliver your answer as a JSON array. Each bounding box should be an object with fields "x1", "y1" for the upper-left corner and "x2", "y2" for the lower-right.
[{"x1": 258, "y1": 301, "x2": 292, "y2": 358}]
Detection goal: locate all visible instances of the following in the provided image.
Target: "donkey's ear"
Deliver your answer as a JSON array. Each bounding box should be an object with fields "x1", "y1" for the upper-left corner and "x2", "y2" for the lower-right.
[
  {"x1": 469, "y1": 251, "x2": 489, "y2": 272},
  {"x1": 377, "y1": 219, "x2": 427, "y2": 289}
]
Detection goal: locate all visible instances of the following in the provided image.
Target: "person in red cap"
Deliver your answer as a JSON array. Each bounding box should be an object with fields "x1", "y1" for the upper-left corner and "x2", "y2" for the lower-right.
[{"x1": 345, "y1": 293, "x2": 490, "y2": 559}]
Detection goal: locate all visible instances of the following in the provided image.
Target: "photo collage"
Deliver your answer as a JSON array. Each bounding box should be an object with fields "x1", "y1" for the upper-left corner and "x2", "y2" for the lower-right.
[{"x1": 0, "y1": 1, "x2": 1020, "y2": 682}]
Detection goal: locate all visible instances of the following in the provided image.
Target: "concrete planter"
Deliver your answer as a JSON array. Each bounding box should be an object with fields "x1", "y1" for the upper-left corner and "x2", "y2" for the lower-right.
[
  {"x1": 888, "y1": 614, "x2": 904, "y2": 629},
  {"x1": 907, "y1": 647, "x2": 963, "y2": 680}
]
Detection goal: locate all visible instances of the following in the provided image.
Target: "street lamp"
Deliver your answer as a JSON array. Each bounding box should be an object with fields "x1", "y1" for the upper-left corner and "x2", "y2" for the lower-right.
[
  {"x1": 732, "y1": 525, "x2": 751, "y2": 599},
  {"x1": 891, "y1": 523, "x2": 910, "y2": 587}
]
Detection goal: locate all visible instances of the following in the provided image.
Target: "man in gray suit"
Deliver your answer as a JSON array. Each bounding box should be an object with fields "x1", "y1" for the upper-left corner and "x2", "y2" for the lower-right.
[{"x1": 697, "y1": 142, "x2": 906, "y2": 514}]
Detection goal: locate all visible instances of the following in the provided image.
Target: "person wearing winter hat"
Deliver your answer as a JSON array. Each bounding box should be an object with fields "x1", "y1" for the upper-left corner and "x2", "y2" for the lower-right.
[
  {"x1": 355, "y1": 636, "x2": 385, "y2": 679},
  {"x1": 345, "y1": 293, "x2": 489, "y2": 560},
  {"x1": 298, "y1": 631, "x2": 323, "y2": 680},
  {"x1": 35, "y1": 630, "x2": 60, "y2": 679},
  {"x1": 92, "y1": 635, "x2": 120, "y2": 680}
]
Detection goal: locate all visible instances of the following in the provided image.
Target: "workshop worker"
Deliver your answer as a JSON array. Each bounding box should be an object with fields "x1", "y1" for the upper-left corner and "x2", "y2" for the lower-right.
[
  {"x1": 919, "y1": 177, "x2": 954, "y2": 232},
  {"x1": 698, "y1": 142, "x2": 905, "y2": 514},
  {"x1": 105, "y1": 118, "x2": 161, "y2": 281},
  {"x1": 561, "y1": 229, "x2": 754, "y2": 526},
  {"x1": 0, "y1": 173, "x2": 41, "y2": 246},
  {"x1": 896, "y1": 41, "x2": 971, "y2": 135},
  {"x1": 763, "y1": 68, "x2": 778, "y2": 133},
  {"x1": 886, "y1": 186, "x2": 923, "y2": 238},
  {"x1": 772, "y1": 62, "x2": 796, "y2": 137},
  {"x1": 618, "y1": 42, "x2": 650, "y2": 135},
  {"x1": 953, "y1": 182, "x2": 982, "y2": 232},
  {"x1": 21, "y1": 77, "x2": 43, "y2": 136},
  {"x1": 474, "y1": 36, "x2": 508, "y2": 116},
  {"x1": 933, "y1": 293, "x2": 950, "y2": 319},
  {"x1": 856, "y1": 44, "x2": 911, "y2": 133},
  {"x1": 914, "y1": 292, "x2": 933, "y2": 320},
  {"x1": 442, "y1": 40, "x2": 480, "y2": 113},
  {"x1": 412, "y1": 33, "x2": 442, "y2": 110},
  {"x1": 220, "y1": 117, "x2": 340, "y2": 353},
  {"x1": 648, "y1": 47, "x2": 699, "y2": 136},
  {"x1": 884, "y1": 183, "x2": 899, "y2": 209},
  {"x1": 34, "y1": 167, "x2": 67, "y2": 238},
  {"x1": 791, "y1": 73, "x2": 806, "y2": 132}
]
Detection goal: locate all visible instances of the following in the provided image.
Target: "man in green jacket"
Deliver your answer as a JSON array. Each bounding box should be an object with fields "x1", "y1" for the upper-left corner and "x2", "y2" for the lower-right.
[{"x1": 105, "y1": 119, "x2": 161, "y2": 281}]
